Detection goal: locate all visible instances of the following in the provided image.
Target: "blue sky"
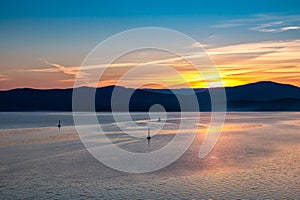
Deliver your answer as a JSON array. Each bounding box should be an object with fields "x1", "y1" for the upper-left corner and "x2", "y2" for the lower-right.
[
  {"x1": 1, "y1": 0, "x2": 300, "y2": 18},
  {"x1": 0, "y1": 0, "x2": 300, "y2": 89}
]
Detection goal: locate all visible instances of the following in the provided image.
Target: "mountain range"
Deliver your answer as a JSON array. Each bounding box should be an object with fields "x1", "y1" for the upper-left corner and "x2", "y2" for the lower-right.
[{"x1": 1, "y1": 81, "x2": 300, "y2": 111}]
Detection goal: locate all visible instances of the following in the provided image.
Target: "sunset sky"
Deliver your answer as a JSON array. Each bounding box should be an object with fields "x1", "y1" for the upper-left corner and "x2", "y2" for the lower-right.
[{"x1": 1, "y1": 0, "x2": 300, "y2": 89}]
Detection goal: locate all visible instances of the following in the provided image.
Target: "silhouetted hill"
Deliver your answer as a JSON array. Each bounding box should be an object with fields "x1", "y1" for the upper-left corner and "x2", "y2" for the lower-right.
[
  {"x1": 225, "y1": 81, "x2": 300, "y2": 101},
  {"x1": 1, "y1": 81, "x2": 300, "y2": 111}
]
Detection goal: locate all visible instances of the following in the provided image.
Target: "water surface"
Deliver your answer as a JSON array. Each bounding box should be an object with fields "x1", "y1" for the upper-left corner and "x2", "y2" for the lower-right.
[{"x1": 0, "y1": 112, "x2": 299, "y2": 199}]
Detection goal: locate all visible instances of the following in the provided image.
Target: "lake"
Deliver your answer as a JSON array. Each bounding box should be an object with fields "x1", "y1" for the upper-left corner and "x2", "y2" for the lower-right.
[{"x1": 0, "y1": 112, "x2": 299, "y2": 199}]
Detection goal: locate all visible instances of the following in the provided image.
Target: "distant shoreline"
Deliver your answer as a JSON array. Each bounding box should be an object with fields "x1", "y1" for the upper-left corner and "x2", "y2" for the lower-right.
[{"x1": 1, "y1": 81, "x2": 300, "y2": 111}]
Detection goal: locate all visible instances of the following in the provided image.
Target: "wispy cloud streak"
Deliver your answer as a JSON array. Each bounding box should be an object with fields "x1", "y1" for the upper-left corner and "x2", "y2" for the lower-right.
[
  {"x1": 17, "y1": 39, "x2": 300, "y2": 88},
  {"x1": 0, "y1": 74, "x2": 9, "y2": 81},
  {"x1": 206, "y1": 39, "x2": 300, "y2": 86},
  {"x1": 212, "y1": 13, "x2": 300, "y2": 33}
]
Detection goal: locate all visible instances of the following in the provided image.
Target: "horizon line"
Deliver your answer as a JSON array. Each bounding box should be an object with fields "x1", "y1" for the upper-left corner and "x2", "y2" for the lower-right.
[{"x1": 0, "y1": 80, "x2": 298, "y2": 92}]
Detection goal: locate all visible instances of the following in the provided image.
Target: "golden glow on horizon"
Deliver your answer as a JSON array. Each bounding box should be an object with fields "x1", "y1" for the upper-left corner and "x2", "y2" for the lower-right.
[{"x1": 1, "y1": 40, "x2": 299, "y2": 90}]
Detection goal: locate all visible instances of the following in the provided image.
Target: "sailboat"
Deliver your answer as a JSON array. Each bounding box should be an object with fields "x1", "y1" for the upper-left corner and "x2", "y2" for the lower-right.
[
  {"x1": 146, "y1": 128, "x2": 151, "y2": 140},
  {"x1": 57, "y1": 120, "x2": 61, "y2": 129}
]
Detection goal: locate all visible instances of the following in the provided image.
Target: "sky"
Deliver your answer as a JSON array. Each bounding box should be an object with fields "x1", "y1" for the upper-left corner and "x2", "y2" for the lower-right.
[{"x1": 0, "y1": 0, "x2": 300, "y2": 89}]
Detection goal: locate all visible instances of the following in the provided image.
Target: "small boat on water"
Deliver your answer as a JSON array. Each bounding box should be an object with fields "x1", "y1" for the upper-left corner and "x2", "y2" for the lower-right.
[
  {"x1": 146, "y1": 128, "x2": 151, "y2": 140},
  {"x1": 57, "y1": 120, "x2": 61, "y2": 129}
]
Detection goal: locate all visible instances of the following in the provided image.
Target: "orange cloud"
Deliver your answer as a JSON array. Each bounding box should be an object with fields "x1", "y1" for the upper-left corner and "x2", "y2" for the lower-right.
[
  {"x1": 11, "y1": 40, "x2": 300, "y2": 89},
  {"x1": 206, "y1": 39, "x2": 300, "y2": 87}
]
